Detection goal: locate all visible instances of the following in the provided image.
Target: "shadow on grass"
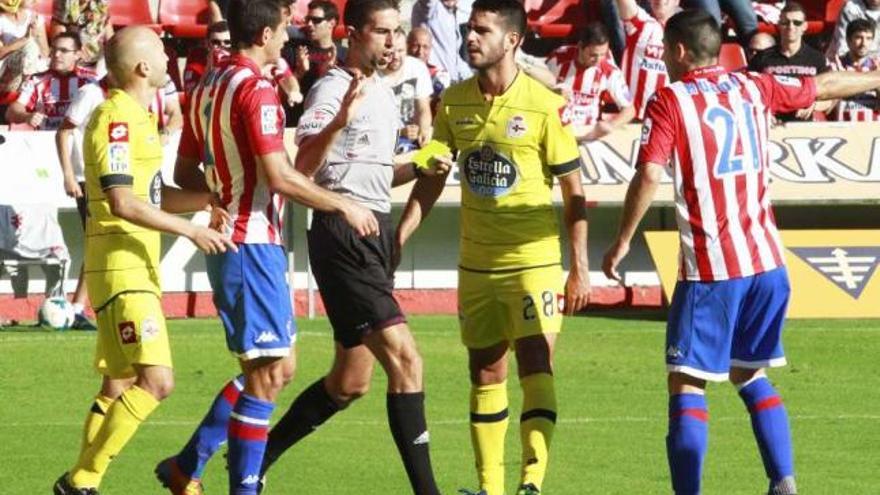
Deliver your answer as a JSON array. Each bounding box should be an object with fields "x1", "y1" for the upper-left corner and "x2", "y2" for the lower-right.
[{"x1": 572, "y1": 308, "x2": 668, "y2": 322}]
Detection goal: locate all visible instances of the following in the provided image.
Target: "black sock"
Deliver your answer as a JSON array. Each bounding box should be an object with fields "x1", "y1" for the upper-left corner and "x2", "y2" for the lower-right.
[
  {"x1": 387, "y1": 392, "x2": 440, "y2": 495},
  {"x1": 261, "y1": 377, "x2": 340, "y2": 475}
]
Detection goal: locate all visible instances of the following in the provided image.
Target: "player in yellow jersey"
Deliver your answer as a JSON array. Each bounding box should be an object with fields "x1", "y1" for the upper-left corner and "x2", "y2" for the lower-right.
[
  {"x1": 53, "y1": 26, "x2": 235, "y2": 495},
  {"x1": 397, "y1": 1, "x2": 591, "y2": 494}
]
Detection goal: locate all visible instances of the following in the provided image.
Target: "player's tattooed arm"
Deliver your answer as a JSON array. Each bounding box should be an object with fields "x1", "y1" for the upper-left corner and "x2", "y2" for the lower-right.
[
  {"x1": 559, "y1": 171, "x2": 591, "y2": 314},
  {"x1": 602, "y1": 161, "x2": 664, "y2": 281}
]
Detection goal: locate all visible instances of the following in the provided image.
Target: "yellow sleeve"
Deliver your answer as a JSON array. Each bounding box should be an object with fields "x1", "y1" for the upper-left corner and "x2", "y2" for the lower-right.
[
  {"x1": 90, "y1": 108, "x2": 134, "y2": 190},
  {"x1": 542, "y1": 95, "x2": 581, "y2": 177}
]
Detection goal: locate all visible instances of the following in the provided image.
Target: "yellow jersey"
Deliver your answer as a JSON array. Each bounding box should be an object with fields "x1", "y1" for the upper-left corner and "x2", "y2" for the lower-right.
[
  {"x1": 83, "y1": 89, "x2": 164, "y2": 310},
  {"x1": 431, "y1": 72, "x2": 581, "y2": 271}
]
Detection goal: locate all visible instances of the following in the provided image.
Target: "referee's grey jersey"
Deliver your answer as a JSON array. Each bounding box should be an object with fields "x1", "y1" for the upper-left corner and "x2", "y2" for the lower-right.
[{"x1": 296, "y1": 67, "x2": 400, "y2": 213}]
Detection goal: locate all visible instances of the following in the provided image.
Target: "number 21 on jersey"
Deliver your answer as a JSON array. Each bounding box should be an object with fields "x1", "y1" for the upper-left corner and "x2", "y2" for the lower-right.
[{"x1": 703, "y1": 102, "x2": 760, "y2": 178}]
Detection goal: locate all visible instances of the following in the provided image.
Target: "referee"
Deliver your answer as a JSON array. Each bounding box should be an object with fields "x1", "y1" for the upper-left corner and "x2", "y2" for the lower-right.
[{"x1": 259, "y1": 0, "x2": 447, "y2": 494}]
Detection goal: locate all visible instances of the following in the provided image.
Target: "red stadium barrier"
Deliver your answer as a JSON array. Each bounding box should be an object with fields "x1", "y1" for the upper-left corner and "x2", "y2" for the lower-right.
[{"x1": 159, "y1": 0, "x2": 211, "y2": 38}]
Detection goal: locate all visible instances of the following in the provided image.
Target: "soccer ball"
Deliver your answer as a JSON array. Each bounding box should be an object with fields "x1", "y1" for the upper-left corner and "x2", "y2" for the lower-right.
[{"x1": 38, "y1": 297, "x2": 76, "y2": 330}]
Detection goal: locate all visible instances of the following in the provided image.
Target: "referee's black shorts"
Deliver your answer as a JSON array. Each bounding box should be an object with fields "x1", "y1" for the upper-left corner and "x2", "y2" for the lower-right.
[{"x1": 307, "y1": 209, "x2": 405, "y2": 348}]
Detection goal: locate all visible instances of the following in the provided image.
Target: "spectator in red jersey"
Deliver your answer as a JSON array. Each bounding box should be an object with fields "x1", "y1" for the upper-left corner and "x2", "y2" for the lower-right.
[
  {"x1": 831, "y1": 18, "x2": 880, "y2": 121},
  {"x1": 615, "y1": 0, "x2": 680, "y2": 120},
  {"x1": 182, "y1": 21, "x2": 232, "y2": 98},
  {"x1": 5, "y1": 31, "x2": 93, "y2": 129},
  {"x1": 281, "y1": 0, "x2": 346, "y2": 125},
  {"x1": 0, "y1": 0, "x2": 50, "y2": 93},
  {"x1": 827, "y1": 0, "x2": 880, "y2": 59},
  {"x1": 547, "y1": 22, "x2": 636, "y2": 142},
  {"x1": 748, "y1": 1, "x2": 830, "y2": 120}
]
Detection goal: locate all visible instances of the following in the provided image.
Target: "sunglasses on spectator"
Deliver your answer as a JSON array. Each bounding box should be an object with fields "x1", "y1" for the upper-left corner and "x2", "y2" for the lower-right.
[
  {"x1": 779, "y1": 19, "x2": 805, "y2": 27},
  {"x1": 210, "y1": 39, "x2": 232, "y2": 47},
  {"x1": 305, "y1": 15, "x2": 327, "y2": 24}
]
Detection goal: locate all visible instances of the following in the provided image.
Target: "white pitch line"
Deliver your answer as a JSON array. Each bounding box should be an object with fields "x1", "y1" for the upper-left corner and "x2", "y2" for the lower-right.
[{"x1": 2, "y1": 414, "x2": 878, "y2": 429}]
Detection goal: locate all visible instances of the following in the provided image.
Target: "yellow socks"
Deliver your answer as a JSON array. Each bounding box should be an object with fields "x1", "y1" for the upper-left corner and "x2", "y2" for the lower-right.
[
  {"x1": 470, "y1": 381, "x2": 509, "y2": 495},
  {"x1": 519, "y1": 373, "x2": 557, "y2": 490},
  {"x1": 80, "y1": 394, "x2": 114, "y2": 455},
  {"x1": 70, "y1": 386, "x2": 159, "y2": 488}
]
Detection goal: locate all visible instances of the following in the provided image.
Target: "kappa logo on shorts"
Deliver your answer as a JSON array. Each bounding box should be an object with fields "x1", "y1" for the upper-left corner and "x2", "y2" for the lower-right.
[
  {"x1": 789, "y1": 246, "x2": 880, "y2": 299},
  {"x1": 141, "y1": 317, "x2": 160, "y2": 342},
  {"x1": 254, "y1": 331, "x2": 280, "y2": 344},
  {"x1": 666, "y1": 344, "x2": 683, "y2": 359},
  {"x1": 118, "y1": 321, "x2": 137, "y2": 344}
]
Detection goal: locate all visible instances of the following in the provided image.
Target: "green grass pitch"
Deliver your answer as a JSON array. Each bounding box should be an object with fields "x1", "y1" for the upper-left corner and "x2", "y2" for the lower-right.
[{"x1": 1, "y1": 315, "x2": 878, "y2": 494}]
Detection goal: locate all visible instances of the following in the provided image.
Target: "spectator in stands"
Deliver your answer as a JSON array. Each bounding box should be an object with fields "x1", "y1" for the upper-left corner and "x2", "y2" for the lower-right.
[
  {"x1": 411, "y1": 0, "x2": 472, "y2": 83},
  {"x1": 827, "y1": 0, "x2": 880, "y2": 59},
  {"x1": 831, "y1": 18, "x2": 880, "y2": 121},
  {"x1": 0, "y1": 0, "x2": 49, "y2": 94},
  {"x1": 282, "y1": 0, "x2": 346, "y2": 125},
  {"x1": 547, "y1": 22, "x2": 635, "y2": 142},
  {"x1": 407, "y1": 25, "x2": 450, "y2": 106},
  {"x1": 747, "y1": 31, "x2": 776, "y2": 62},
  {"x1": 381, "y1": 29, "x2": 433, "y2": 152},
  {"x1": 182, "y1": 21, "x2": 231, "y2": 99},
  {"x1": 5, "y1": 31, "x2": 93, "y2": 129},
  {"x1": 748, "y1": 1, "x2": 830, "y2": 120},
  {"x1": 682, "y1": 0, "x2": 758, "y2": 45},
  {"x1": 51, "y1": 0, "x2": 112, "y2": 72},
  {"x1": 615, "y1": 0, "x2": 678, "y2": 120}
]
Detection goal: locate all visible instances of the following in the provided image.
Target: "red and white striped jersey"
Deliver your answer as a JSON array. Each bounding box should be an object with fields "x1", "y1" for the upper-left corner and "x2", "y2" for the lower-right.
[
  {"x1": 830, "y1": 53, "x2": 880, "y2": 122},
  {"x1": 638, "y1": 65, "x2": 817, "y2": 281},
  {"x1": 621, "y1": 7, "x2": 668, "y2": 120},
  {"x1": 547, "y1": 45, "x2": 631, "y2": 126},
  {"x1": 16, "y1": 67, "x2": 95, "y2": 130},
  {"x1": 179, "y1": 54, "x2": 287, "y2": 245}
]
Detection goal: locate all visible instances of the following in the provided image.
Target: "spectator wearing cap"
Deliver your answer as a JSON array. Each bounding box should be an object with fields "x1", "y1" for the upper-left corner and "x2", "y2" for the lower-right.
[
  {"x1": 748, "y1": 1, "x2": 830, "y2": 121},
  {"x1": 831, "y1": 18, "x2": 880, "y2": 121},
  {"x1": 827, "y1": 0, "x2": 880, "y2": 59}
]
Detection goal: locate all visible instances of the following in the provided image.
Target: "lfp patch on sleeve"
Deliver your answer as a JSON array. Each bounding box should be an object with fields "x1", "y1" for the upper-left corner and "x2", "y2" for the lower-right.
[{"x1": 261, "y1": 105, "x2": 279, "y2": 135}]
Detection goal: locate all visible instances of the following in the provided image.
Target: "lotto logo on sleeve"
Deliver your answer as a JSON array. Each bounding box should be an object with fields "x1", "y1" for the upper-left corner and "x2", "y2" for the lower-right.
[
  {"x1": 109, "y1": 122, "x2": 129, "y2": 142},
  {"x1": 261, "y1": 105, "x2": 279, "y2": 135}
]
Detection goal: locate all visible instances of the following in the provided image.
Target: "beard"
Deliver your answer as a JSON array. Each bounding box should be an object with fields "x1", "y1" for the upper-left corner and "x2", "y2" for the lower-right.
[{"x1": 467, "y1": 45, "x2": 505, "y2": 70}]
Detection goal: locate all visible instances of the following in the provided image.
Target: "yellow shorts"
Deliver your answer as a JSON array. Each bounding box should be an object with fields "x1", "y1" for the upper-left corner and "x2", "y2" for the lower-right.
[
  {"x1": 94, "y1": 292, "x2": 172, "y2": 378},
  {"x1": 458, "y1": 265, "x2": 564, "y2": 349}
]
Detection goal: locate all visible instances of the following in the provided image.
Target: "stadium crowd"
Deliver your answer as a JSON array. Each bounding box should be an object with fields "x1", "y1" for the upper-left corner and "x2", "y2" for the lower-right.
[{"x1": 0, "y1": 1, "x2": 878, "y2": 495}]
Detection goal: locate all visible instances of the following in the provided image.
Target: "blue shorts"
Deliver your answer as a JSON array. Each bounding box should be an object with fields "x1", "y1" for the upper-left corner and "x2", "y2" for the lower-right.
[
  {"x1": 666, "y1": 267, "x2": 790, "y2": 381},
  {"x1": 206, "y1": 244, "x2": 295, "y2": 360}
]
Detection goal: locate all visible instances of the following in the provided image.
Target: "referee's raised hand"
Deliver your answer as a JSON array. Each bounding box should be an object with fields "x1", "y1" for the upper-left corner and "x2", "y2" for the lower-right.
[
  {"x1": 336, "y1": 69, "x2": 367, "y2": 126},
  {"x1": 341, "y1": 200, "x2": 380, "y2": 238}
]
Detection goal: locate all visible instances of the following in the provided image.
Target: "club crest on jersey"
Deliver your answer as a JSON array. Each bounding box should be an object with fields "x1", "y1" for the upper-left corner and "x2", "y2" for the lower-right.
[
  {"x1": 109, "y1": 122, "x2": 129, "y2": 142},
  {"x1": 149, "y1": 171, "x2": 162, "y2": 205},
  {"x1": 462, "y1": 145, "x2": 519, "y2": 198},
  {"x1": 118, "y1": 321, "x2": 137, "y2": 344},
  {"x1": 261, "y1": 105, "x2": 279, "y2": 135},
  {"x1": 506, "y1": 115, "x2": 527, "y2": 138}
]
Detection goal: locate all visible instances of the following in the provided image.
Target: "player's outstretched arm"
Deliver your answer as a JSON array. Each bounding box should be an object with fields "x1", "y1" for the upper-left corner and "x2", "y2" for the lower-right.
[
  {"x1": 559, "y1": 171, "x2": 591, "y2": 315},
  {"x1": 260, "y1": 151, "x2": 379, "y2": 237},
  {"x1": 602, "y1": 162, "x2": 664, "y2": 282},
  {"x1": 393, "y1": 171, "x2": 447, "y2": 268},
  {"x1": 814, "y1": 69, "x2": 880, "y2": 101},
  {"x1": 106, "y1": 186, "x2": 236, "y2": 254}
]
